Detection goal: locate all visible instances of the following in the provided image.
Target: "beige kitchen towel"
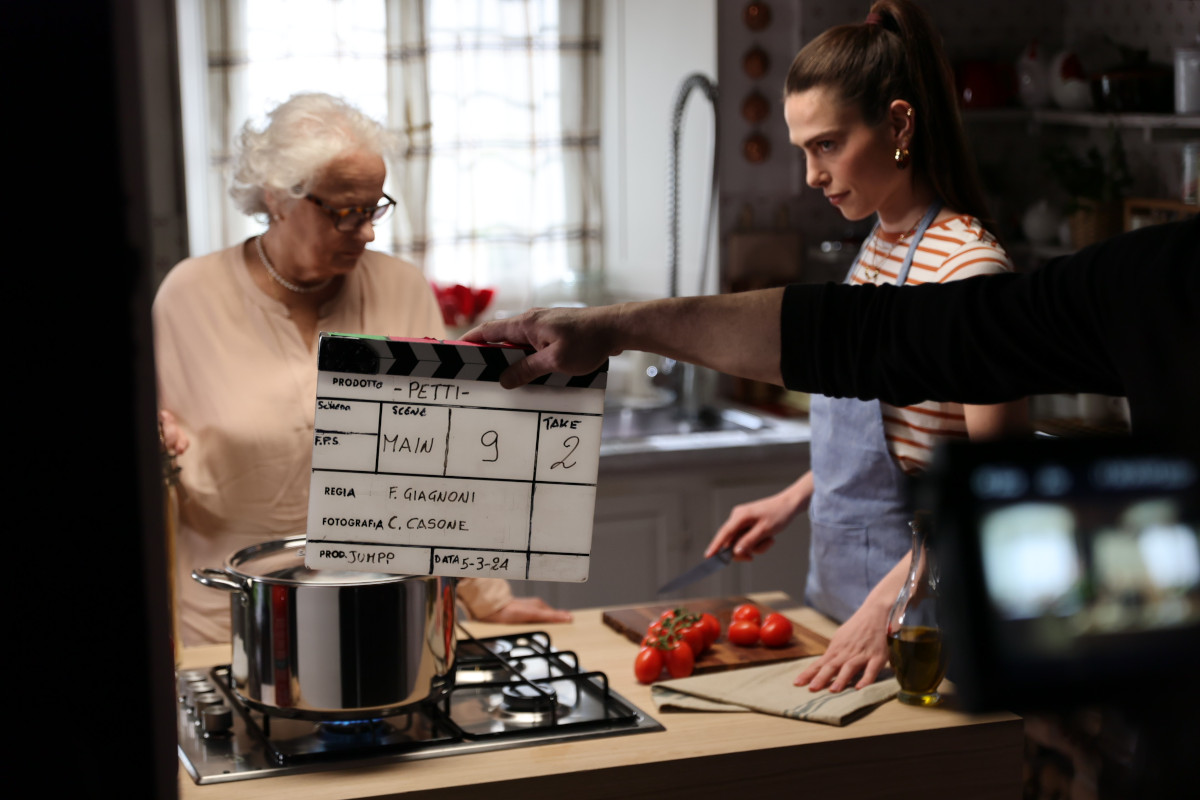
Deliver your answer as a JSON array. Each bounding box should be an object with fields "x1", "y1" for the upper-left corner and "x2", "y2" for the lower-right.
[{"x1": 651, "y1": 656, "x2": 899, "y2": 726}]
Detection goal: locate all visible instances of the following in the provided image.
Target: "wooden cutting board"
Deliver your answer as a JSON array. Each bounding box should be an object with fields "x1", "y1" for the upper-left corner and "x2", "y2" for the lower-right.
[{"x1": 601, "y1": 595, "x2": 829, "y2": 673}]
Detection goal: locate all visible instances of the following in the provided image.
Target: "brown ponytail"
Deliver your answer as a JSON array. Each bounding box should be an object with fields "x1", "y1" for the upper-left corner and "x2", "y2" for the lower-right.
[{"x1": 784, "y1": 0, "x2": 993, "y2": 232}]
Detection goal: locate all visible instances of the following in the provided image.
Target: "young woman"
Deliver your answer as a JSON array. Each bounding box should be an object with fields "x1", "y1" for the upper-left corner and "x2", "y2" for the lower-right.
[{"x1": 704, "y1": 0, "x2": 1027, "y2": 692}]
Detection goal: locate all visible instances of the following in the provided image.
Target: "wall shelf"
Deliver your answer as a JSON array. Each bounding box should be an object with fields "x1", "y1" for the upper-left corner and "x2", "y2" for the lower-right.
[{"x1": 964, "y1": 108, "x2": 1200, "y2": 142}]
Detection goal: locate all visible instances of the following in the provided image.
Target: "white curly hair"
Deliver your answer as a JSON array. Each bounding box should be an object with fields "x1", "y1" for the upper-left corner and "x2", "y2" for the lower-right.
[{"x1": 228, "y1": 92, "x2": 398, "y2": 217}]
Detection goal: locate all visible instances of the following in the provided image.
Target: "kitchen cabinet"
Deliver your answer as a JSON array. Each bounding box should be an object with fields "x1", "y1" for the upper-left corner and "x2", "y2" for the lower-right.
[{"x1": 511, "y1": 437, "x2": 812, "y2": 610}]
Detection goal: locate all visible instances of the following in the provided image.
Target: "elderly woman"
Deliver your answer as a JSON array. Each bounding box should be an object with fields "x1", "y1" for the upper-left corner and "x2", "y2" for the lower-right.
[{"x1": 155, "y1": 92, "x2": 570, "y2": 646}]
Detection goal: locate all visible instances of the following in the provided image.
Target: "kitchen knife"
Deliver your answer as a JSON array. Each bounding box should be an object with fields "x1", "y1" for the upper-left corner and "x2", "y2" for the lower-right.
[{"x1": 656, "y1": 547, "x2": 734, "y2": 595}]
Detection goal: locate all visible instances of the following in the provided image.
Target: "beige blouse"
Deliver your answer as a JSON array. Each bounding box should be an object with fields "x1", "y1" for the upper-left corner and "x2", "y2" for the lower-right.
[{"x1": 153, "y1": 242, "x2": 511, "y2": 645}]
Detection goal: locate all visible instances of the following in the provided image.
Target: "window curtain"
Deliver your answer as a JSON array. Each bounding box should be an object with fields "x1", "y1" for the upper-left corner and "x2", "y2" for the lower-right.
[
  {"x1": 193, "y1": 0, "x2": 411, "y2": 253},
  {"x1": 421, "y1": 1, "x2": 604, "y2": 312},
  {"x1": 384, "y1": 0, "x2": 432, "y2": 265},
  {"x1": 182, "y1": 0, "x2": 602, "y2": 314}
]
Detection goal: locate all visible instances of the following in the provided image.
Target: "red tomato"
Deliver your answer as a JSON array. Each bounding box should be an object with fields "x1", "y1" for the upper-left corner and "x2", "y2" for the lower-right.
[
  {"x1": 728, "y1": 619, "x2": 760, "y2": 646},
  {"x1": 732, "y1": 603, "x2": 761, "y2": 624},
  {"x1": 634, "y1": 647, "x2": 664, "y2": 684},
  {"x1": 759, "y1": 613, "x2": 794, "y2": 647},
  {"x1": 663, "y1": 639, "x2": 695, "y2": 678},
  {"x1": 678, "y1": 623, "x2": 706, "y2": 657},
  {"x1": 697, "y1": 613, "x2": 721, "y2": 647}
]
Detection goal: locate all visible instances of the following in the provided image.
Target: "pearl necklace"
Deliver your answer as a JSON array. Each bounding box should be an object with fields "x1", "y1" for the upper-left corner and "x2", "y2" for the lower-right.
[{"x1": 255, "y1": 234, "x2": 332, "y2": 294}]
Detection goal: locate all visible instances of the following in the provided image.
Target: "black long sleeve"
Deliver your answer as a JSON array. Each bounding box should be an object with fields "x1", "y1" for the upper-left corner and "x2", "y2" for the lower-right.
[{"x1": 780, "y1": 217, "x2": 1199, "y2": 444}]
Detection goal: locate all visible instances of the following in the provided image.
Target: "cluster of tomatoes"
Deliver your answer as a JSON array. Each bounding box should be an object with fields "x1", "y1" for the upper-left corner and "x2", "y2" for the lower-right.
[
  {"x1": 633, "y1": 604, "x2": 795, "y2": 684},
  {"x1": 634, "y1": 607, "x2": 720, "y2": 683},
  {"x1": 727, "y1": 603, "x2": 794, "y2": 648}
]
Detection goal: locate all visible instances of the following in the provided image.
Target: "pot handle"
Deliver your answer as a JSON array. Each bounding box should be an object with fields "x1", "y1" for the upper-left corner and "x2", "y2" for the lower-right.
[{"x1": 191, "y1": 567, "x2": 247, "y2": 594}]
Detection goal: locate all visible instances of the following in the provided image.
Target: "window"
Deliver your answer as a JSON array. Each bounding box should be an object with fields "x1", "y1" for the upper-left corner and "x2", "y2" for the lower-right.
[{"x1": 177, "y1": 0, "x2": 601, "y2": 312}]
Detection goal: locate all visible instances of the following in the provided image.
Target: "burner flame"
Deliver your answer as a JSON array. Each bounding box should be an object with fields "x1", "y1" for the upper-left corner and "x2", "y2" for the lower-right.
[{"x1": 317, "y1": 718, "x2": 386, "y2": 740}]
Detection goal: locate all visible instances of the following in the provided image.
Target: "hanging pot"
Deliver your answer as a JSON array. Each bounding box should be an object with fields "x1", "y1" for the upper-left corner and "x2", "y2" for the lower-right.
[{"x1": 193, "y1": 536, "x2": 456, "y2": 719}]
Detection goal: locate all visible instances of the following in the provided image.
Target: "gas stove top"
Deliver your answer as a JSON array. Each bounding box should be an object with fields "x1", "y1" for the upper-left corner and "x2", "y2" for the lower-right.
[{"x1": 177, "y1": 631, "x2": 663, "y2": 784}]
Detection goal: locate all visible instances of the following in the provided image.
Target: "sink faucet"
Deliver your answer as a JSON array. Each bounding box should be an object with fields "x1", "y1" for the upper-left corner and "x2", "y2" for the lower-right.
[{"x1": 662, "y1": 72, "x2": 719, "y2": 422}]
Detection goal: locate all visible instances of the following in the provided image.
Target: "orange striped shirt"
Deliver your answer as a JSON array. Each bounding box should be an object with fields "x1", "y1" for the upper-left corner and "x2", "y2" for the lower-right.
[{"x1": 850, "y1": 214, "x2": 1012, "y2": 474}]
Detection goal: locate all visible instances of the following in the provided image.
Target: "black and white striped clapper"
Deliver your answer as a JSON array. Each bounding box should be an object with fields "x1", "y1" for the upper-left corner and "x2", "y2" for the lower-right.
[{"x1": 317, "y1": 333, "x2": 608, "y2": 388}]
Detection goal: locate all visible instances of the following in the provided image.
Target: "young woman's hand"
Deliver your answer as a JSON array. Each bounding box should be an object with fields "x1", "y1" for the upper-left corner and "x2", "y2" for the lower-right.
[
  {"x1": 704, "y1": 472, "x2": 814, "y2": 561},
  {"x1": 793, "y1": 601, "x2": 891, "y2": 692},
  {"x1": 794, "y1": 553, "x2": 910, "y2": 691}
]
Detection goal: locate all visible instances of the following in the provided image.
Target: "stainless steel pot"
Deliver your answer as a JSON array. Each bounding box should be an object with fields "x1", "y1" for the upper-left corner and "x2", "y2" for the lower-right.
[{"x1": 192, "y1": 536, "x2": 456, "y2": 719}]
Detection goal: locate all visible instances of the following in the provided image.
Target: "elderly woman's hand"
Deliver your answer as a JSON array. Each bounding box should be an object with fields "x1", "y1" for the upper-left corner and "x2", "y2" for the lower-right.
[
  {"x1": 159, "y1": 409, "x2": 189, "y2": 456},
  {"x1": 476, "y1": 596, "x2": 573, "y2": 624}
]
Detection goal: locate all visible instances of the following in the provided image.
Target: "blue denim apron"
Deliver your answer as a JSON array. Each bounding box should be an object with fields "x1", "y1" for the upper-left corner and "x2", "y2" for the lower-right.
[{"x1": 804, "y1": 203, "x2": 942, "y2": 623}]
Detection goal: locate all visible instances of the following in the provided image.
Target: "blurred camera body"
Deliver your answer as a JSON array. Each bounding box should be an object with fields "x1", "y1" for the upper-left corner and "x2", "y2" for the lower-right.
[{"x1": 920, "y1": 437, "x2": 1200, "y2": 714}]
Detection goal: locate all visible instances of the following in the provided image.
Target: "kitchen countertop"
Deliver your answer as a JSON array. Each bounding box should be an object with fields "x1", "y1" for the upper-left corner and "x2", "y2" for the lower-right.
[
  {"x1": 177, "y1": 592, "x2": 1021, "y2": 799},
  {"x1": 598, "y1": 409, "x2": 812, "y2": 473}
]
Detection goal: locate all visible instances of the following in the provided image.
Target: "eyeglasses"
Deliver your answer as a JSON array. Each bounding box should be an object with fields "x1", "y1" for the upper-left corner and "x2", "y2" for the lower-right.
[{"x1": 304, "y1": 192, "x2": 396, "y2": 232}]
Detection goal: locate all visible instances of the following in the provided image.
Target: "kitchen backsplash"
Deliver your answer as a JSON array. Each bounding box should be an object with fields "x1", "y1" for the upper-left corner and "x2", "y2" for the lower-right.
[{"x1": 717, "y1": 0, "x2": 1199, "y2": 284}]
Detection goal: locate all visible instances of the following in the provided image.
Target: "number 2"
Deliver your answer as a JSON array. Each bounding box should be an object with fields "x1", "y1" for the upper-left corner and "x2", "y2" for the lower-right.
[{"x1": 551, "y1": 435, "x2": 579, "y2": 469}]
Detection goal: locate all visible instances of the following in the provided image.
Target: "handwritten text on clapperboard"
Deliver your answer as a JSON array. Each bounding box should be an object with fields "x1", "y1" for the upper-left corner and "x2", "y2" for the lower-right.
[{"x1": 304, "y1": 334, "x2": 607, "y2": 582}]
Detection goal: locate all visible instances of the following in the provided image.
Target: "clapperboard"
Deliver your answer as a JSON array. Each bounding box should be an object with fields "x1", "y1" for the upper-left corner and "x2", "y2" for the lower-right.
[{"x1": 304, "y1": 333, "x2": 607, "y2": 582}]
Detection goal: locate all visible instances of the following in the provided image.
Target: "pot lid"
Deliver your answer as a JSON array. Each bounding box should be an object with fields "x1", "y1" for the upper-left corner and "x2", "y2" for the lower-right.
[{"x1": 226, "y1": 537, "x2": 411, "y2": 586}]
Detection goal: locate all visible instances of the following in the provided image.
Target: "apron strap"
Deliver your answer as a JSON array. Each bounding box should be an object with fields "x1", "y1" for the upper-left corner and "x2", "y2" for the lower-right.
[
  {"x1": 895, "y1": 201, "x2": 942, "y2": 286},
  {"x1": 844, "y1": 200, "x2": 944, "y2": 286}
]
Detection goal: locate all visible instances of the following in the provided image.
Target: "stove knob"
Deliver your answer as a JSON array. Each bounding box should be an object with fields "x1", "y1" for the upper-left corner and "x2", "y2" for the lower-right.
[
  {"x1": 201, "y1": 703, "x2": 233, "y2": 735},
  {"x1": 192, "y1": 692, "x2": 223, "y2": 724},
  {"x1": 178, "y1": 671, "x2": 209, "y2": 703},
  {"x1": 186, "y1": 681, "x2": 215, "y2": 709}
]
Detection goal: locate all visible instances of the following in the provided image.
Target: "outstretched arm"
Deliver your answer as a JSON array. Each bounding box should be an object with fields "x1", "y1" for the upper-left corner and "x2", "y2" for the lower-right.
[{"x1": 463, "y1": 290, "x2": 785, "y2": 389}]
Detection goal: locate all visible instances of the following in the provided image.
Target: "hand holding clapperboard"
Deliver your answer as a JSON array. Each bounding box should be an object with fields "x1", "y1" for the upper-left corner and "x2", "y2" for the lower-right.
[{"x1": 304, "y1": 333, "x2": 607, "y2": 582}]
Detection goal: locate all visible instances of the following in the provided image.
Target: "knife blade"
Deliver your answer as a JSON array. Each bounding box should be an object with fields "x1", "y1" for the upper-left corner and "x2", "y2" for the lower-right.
[{"x1": 656, "y1": 547, "x2": 734, "y2": 595}]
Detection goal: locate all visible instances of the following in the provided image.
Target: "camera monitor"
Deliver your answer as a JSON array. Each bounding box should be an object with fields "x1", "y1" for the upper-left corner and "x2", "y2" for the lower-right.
[{"x1": 922, "y1": 436, "x2": 1200, "y2": 712}]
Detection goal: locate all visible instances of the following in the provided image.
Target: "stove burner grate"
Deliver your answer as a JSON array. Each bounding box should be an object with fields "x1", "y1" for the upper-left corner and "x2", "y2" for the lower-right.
[
  {"x1": 177, "y1": 630, "x2": 664, "y2": 784},
  {"x1": 202, "y1": 665, "x2": 460, "y2": 766}
]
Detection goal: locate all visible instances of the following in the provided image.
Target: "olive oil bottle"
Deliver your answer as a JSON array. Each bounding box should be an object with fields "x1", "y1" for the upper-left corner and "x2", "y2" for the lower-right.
[
  {"x1": 888, "y1": 625, "x2": 947, "y2": 703},
  {"x1": 886, "y1": 512, "x2": 946, "y2": 706}
]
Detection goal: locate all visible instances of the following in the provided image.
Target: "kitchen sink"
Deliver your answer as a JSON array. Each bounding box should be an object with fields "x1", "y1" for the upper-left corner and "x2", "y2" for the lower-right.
[{"x1": 600, "y1": 403, "x2": 772, "y2": 442}]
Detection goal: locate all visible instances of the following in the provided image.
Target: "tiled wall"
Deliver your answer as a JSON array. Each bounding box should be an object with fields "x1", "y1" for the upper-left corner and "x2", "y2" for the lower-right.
[
  {"x1": 1065, "y1": 0, "x2": 1200, "y2": 64},
  {"x1": 717, "y1": 0, "x2": 1200, "y2": 281}
]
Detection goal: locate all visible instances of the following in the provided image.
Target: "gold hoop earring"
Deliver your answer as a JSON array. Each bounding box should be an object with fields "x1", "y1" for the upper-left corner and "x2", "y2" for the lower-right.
[{"x1": 894, "y1": 147, "x2": 911, "y2": 169}]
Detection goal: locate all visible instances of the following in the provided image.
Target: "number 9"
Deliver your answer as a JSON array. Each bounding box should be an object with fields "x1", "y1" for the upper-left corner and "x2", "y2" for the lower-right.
[{"x1": 481, "y1": 430, "x2": 499, "y2": 462}]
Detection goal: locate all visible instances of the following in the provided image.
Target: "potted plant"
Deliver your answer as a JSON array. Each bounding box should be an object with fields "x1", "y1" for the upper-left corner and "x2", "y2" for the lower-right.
[{"x1": 1041, "y1": 125, "x2": 1132, "y2": 248}]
